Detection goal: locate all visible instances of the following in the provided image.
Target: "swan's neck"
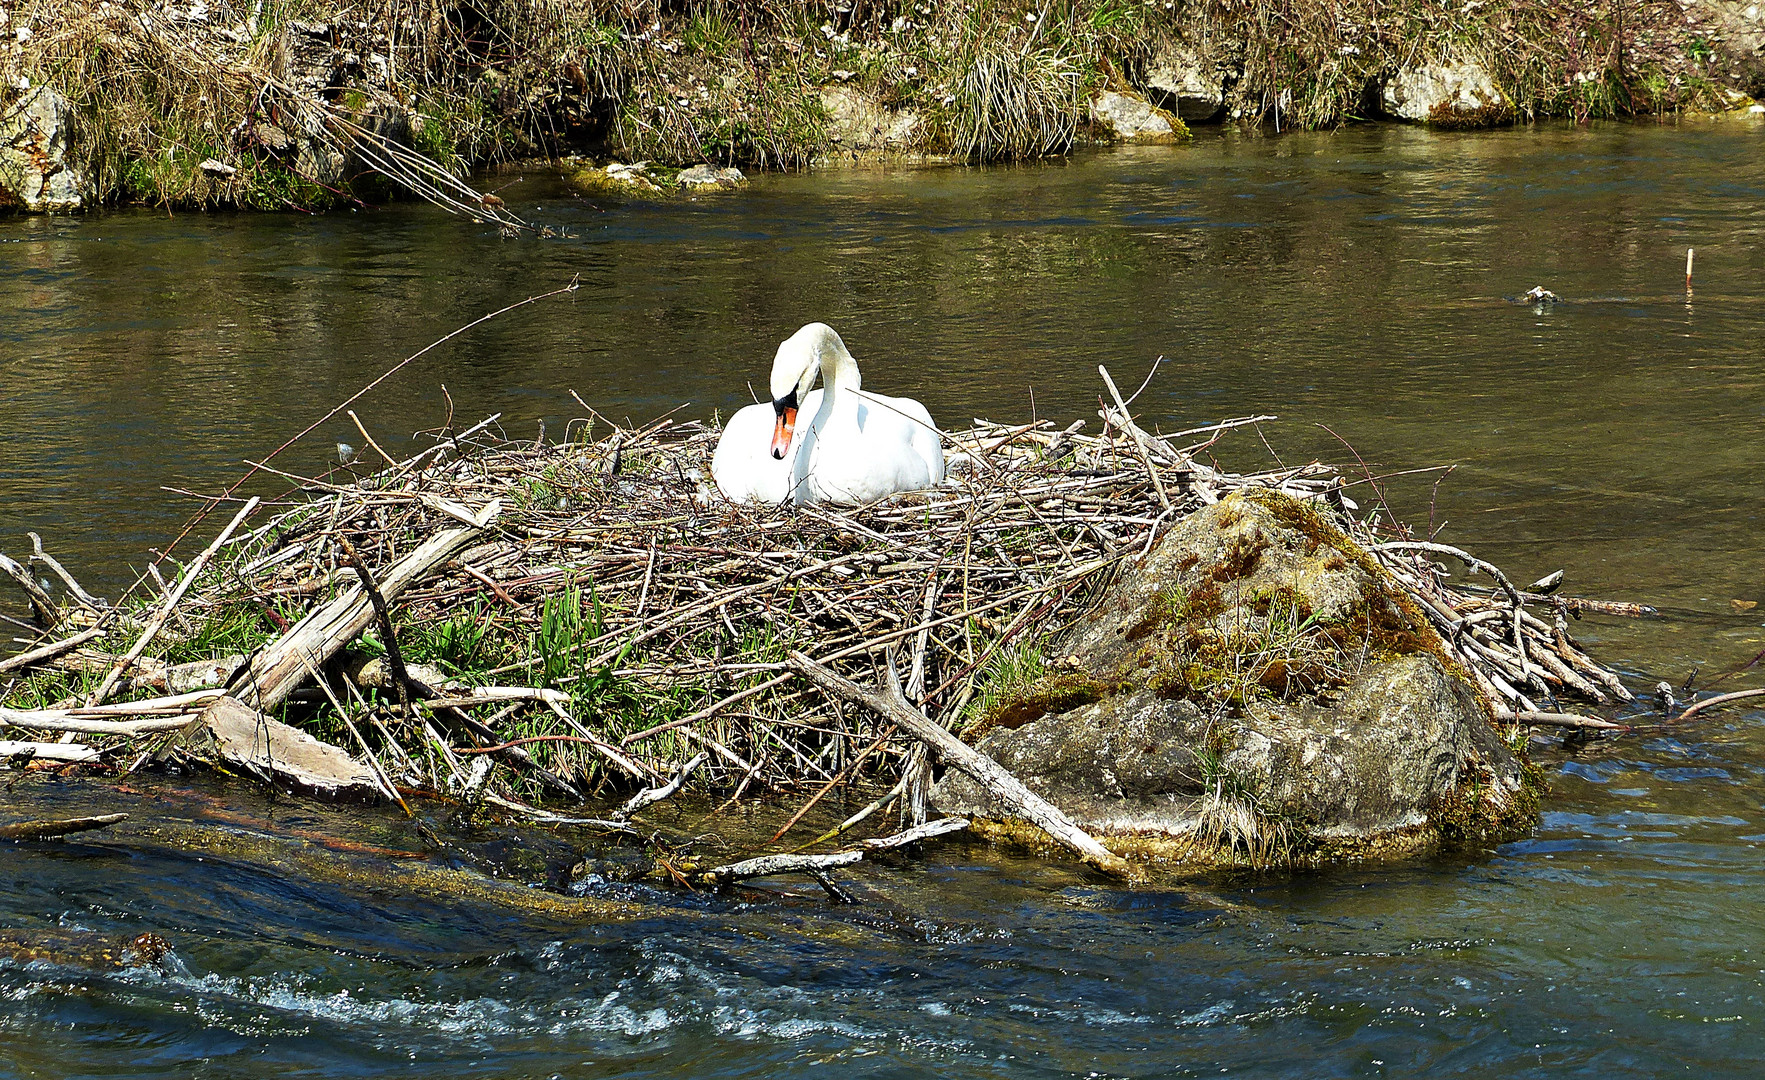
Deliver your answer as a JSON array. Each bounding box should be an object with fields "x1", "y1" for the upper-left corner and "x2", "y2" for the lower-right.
[{"x1": 819, "y1": 343, "x2": 862, "y2": 396}]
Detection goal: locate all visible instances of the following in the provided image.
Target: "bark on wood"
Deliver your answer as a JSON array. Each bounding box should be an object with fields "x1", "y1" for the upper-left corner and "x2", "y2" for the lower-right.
[
  {"x1": 183, "y1": 695, "x2": 380, "y2": 798},
  {"x1": 787, "y1": 649, "x2": 1133, "y2": 878}
]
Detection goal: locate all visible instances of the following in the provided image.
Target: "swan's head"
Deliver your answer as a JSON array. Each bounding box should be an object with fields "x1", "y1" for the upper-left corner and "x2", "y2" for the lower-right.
[{"x1": 766, "y1": 323, "x2": 852, "y2": 460}]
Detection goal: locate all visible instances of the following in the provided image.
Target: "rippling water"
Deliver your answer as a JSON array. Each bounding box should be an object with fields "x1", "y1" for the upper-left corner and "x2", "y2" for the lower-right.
[{"x1": 4, "y1": 119, "x2": 1765, "y2": 1076}]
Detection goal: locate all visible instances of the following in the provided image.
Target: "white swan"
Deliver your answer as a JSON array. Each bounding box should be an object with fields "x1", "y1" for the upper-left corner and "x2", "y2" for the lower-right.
[{"x1": 712, "y1": 323, "x2": 944, "y2": 506}]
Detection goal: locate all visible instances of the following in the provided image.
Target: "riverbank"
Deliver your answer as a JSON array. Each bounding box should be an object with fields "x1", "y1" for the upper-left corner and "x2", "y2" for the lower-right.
[{"x1": 3, "y1": 0, "x2": 1762, "y2": 212}]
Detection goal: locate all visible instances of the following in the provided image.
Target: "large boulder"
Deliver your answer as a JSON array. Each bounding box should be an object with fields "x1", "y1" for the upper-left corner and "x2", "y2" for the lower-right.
[
  {"x1": 1089, "y1": 89, "x2": 1187, "y2": 143},
  {"x1": 1381, "y1": 60, "x2": 1511, "y2": 128},
  {"x1": 0, "y1": 86, "x2": 85, "y2": 212},
  {"x1": 933, "y1": 490, "x2": 1535, "y2": 866}
]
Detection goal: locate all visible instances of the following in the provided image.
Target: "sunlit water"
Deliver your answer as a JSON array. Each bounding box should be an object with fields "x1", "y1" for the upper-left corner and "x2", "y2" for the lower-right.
[{"x1": 4, "y1": 119, "x2": 1765, "y2": 1076}]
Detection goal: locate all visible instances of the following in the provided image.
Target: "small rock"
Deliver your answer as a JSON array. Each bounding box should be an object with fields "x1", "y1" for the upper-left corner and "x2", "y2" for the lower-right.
[
  {"x1": 1090, "y1": 89, "x2": 1185, "y2": 144},
  {"x1": 198, "y1": 158, "x2": 237, "y2": 179},
  {"x1": 1142, "y1": 42, "x2": 1229, "y2": 122},
  {"x1": 0, "y1": 86, "x2": 86, "y2": 212},
  {"x1": 676, "y1": 163, "x2": 746, "y2": 189},
  {"x1": 819, "y1": 86, "x2": 920, "y2": 154},
  {"x1": 1382, "y1": 60, "x2": 1511, "y2": 128}
]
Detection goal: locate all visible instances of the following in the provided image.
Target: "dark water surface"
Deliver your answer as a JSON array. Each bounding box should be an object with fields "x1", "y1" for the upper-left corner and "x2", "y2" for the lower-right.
[{"x1": 5, "y1": 120, "x2": 1765, "y2": 1076}]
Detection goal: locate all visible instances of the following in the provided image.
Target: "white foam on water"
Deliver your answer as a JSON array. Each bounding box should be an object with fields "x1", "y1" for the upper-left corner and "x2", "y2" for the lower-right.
[{"x1": 1173, "y1": 999, "x2": 1236, "y2": 1027}]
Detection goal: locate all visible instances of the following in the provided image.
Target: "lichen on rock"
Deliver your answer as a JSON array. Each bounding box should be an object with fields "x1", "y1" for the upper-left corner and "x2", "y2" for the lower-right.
[
  {"x1": 0, "y1": 85, "x2": 85, "y2": 211},
  {"x1": 933, "y1": 490, "x2": 1540, "y2": 869},
  {"x1": 1382, "y1": 60, "x2": 1513, "y2": 129},
  {"x1": 1089, "y1": 89, "x2": 1189, "y2": 143}
]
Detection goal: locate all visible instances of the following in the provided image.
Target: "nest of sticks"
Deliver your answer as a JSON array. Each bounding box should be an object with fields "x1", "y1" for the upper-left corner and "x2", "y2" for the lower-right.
[{"x1": 0, "y1": 374, "x2": 1643, "y2": 833}]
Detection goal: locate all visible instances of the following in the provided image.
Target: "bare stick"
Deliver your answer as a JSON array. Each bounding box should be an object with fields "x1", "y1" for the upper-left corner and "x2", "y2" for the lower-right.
[
  {"x1": 1098, "y1": 366, "x2": 1172, "y2": 511},
  {"x1": 0, "y1": 626, "x2": 106, "y2": 676},
  {"x1": 616, "y1": 752, "x2": 709, "y2": 819},
  {"x1": 1497, "y1": 708, "x2": 1625, "y2": 731},
  {"x1": 28, "y1": 534, "x2": 104, "y2": 611},
  {"x1": 693, "y1": 849, "x2": 864, "y2": 885},
  {"x1": 858, "y1": 817, "x2": 969, "y2": 850},
  {"x1": 347, "y1": 411, "x2": 400, "y2": 468},
  {"x1": 0, "y1": 740, "x2": 101, "y2": 763},
  {"x1": 0, "y1": 551, "x2": 56, "y2": 626},
  {"x1": 787, "y1": 649, "x2": 1132, "y2": 878},
  {"x1": 89, "y1": 497, "x2": 260, "y2": 706},
  {"x1": 338, "y1": 535, "x2": 414, "y2": 715},
  {"x1": 1673, "y1": 686, "x2": 1765, "y2": 723}
]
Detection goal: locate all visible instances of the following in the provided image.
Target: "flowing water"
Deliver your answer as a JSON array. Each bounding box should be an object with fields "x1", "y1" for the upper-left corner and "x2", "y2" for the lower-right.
[{"x1": 4, "y1": 119, "x2": 1765, "y2": 1076}]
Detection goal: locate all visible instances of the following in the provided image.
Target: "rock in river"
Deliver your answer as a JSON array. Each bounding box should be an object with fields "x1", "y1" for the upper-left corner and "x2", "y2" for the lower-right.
[
  {"x1": 933, "y1": 490, "x2": 1537, "y2": 866},
  {"x1": 1381, "y1": 60, "x2": 1511, "y2": 128},
  {"x1": 1089, "y1": 89, "x2": 1187, "y2": 143}
]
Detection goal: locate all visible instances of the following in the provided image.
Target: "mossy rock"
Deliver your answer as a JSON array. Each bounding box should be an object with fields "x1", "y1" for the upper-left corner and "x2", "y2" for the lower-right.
[{"x1": 932, "y1": 491, "x2": 1536, "y2": 869}]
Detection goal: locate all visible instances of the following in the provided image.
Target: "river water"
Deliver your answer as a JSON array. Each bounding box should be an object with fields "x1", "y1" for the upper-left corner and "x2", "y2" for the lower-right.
[{"x1": 4, "y1": 120, "x2": 1765, "y2": 1076}]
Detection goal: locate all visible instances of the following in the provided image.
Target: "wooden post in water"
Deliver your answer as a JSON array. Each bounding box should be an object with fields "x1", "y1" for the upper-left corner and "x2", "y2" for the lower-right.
[{"x1": 1686, "y1": 247, "x2": 1695, "y2": 295}]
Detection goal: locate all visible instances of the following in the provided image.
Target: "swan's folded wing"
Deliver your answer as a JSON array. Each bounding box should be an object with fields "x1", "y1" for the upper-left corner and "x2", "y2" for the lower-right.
[{"x1": 712, "y1": 402, "x2": 791, "y2": 504}]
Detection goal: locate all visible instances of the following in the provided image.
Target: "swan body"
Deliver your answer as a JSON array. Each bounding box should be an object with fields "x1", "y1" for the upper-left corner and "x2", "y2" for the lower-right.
[{"x1": 712, "y1": 323, "x2": 944, "y2": 506}]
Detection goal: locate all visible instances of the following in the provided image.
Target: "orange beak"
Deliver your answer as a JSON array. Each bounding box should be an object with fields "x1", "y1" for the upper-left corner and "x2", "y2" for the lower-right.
[{"x1": 770, "y1": 406, "x2": 798, "y2": 460}]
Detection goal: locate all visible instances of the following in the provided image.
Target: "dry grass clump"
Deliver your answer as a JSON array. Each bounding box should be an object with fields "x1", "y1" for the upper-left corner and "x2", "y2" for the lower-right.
[
  {"x1": 1186, "y1": 0, "x2": 1726, "y2": 130},
  {"x1": 7, "y1": 0, "x2": 323, "y2": 207}
]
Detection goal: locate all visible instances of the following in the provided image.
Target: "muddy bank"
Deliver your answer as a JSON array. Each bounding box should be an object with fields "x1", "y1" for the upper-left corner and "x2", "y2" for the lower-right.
[{"x1": 3, "y1": 0, "x2": 1763, "y2": 212}]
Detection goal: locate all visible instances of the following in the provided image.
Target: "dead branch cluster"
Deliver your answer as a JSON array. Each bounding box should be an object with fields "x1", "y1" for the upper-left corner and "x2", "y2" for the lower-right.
[{"x1": 0, "y1": 374, "x2": 1644, "y2": 861}]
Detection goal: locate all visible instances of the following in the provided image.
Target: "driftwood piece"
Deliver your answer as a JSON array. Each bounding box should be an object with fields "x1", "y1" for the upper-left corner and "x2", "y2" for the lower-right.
[
  {"x1": 1673, "y1": 687, "x2": 1765, "y2": 723},
  {"x1": 0, "y1": 550, "x2": 57, "y2": 626},
  {"x1": 0, "y1": 626, "x2": 106, "y2": 676},
  {"x1": 183, "y1": 695, "x2": 380, "y2": 798},
  {"x1": 0, "y1": 813, "x2": 127, "y2": 840},
  {"x1": 787, "y1": 649, "x2": 1133, "y2": 878},
  {"x1": 28, "y1": 533, "x2": 105, "y2": 611},
  {"x1": 0, "y1": 708, "x2": 196, "y2": 737},
  {"x1": 229, "y1": 501, "x2": 500, "y2": 712},
  {"x1": 0, "y1": 740, "x2": 102, "y2": 763},
  {"x1": 697, "y1": 849, "x2": 864, "y2": 885},
  {"x1": 858, "y1": 816, "x2": 969, "y2": 850},
  {"x1": 1098, "y1": 365, "x2": 1172, "y2": 511},
  {"x1": 1499, "y1": 708, "x2": 1626, "y2": 731},
  {"x1": 616, "y1": 752, "x2": 709, "y2": 819}
]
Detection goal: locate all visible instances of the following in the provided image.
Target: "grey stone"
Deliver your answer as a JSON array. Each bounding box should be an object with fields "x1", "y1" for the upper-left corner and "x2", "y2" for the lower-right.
[
  {"x1": 677, "y1": 163, "x2": 747, "y2": 189},
  {"x1": 1381, "y1": 61, "x2": 1509, "y2": 126},
  {"x1": 0, "y1": 86, "x2": 85, "y2": 212},
  {"x1": 1143, "y1": 43, "x2": 1228, "y2": 122},
  {"x1": 1090, "y1": 89, "x2": 1182, "y2": 143}
]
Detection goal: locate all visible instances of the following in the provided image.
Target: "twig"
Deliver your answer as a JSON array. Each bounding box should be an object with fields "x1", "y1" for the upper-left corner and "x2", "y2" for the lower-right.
[{"x1": 88, "y1": 497, "x2": 260, "y2": 706}]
